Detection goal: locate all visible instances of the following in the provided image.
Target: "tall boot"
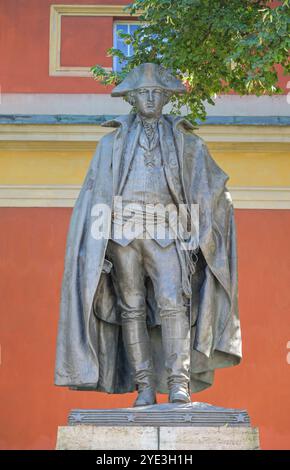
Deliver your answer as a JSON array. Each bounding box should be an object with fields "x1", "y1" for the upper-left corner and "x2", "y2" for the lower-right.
[
  {"x1": 122, "y1": 318, "x2": 156, "y2": 407},
  {"x1": 161, "y1": 310, "x2": 191, "y2": 404}
]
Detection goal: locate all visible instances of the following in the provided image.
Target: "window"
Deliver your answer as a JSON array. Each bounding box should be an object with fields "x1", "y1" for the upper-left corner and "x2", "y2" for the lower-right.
[{"x1": 113, "y1": 22, "x2": 140, "y2": 72}]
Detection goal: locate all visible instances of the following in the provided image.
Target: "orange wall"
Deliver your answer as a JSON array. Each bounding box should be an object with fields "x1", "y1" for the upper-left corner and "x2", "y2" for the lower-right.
[
  {"x1": 0, "y1": 208, "x2": 289, "y2": 449},
  {"x1": 61, "y1": 15, "x2": 113, "y2": 68},
  {"x1": 0, "y1": 0, "x2": 288, "y2": 94}
]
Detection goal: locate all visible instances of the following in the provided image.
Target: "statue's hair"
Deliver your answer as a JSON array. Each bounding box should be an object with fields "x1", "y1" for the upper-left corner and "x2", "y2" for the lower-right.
[{"x1": 125, "y1": 89, "x2": 173, "y2": 107}]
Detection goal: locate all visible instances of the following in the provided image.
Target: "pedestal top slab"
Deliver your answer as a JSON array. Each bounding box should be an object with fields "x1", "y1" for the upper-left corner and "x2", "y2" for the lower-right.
[{"x1": 68, "y1": 402, "x2": 251, "y2": 427}]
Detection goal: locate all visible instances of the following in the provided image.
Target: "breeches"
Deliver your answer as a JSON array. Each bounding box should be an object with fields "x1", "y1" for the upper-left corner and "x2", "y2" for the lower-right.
[
  {"x1": 106, "y1": 238, "x2": 191, "y2": 389},
  {"x1": 106, "y1": 238, "x2": 187, "y2": 321}
]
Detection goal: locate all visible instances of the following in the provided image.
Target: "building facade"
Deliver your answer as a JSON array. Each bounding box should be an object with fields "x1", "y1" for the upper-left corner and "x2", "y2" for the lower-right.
[{"x1": 0, "y1": 0, "x2": 289, "y2": 450}]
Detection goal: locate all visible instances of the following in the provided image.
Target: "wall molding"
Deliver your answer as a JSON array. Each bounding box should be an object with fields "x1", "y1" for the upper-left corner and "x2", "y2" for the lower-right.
[
  {"x1": 49, "y1": 4, "x2": 139, "y2": 77},
  {"x1": 0, "y1": 124, "x2": 112, "y2": 143},
  {"x1": 0, "y1": 185, "x2": 289, "y2": 209},
  {"x1": 1, "y1": 124, "x2": 289, "y2": 144},
  {"x1": 1, "y1": 94, "x2": 289, "y2": 116},
  {"x1": 0, "y1": 115, "x2": 289, "y2": 126},
  {"x1": 231, "y1": 187, "x2": 290, "y2": 209}
]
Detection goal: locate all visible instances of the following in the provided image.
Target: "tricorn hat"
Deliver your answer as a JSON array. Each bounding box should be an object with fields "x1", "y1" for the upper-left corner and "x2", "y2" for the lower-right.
[{"x1": 111, "y1": 63, "x2": 186, "y2": 97}]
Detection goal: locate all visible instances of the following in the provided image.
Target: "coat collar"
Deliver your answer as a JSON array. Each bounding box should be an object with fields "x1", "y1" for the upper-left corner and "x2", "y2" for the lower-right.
[{"x1": 102, "y1": 113, "x2": 194, "y2": 135}]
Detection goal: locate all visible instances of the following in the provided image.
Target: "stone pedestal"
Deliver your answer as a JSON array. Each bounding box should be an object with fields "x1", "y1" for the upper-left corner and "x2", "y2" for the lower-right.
[{"x1": 56, "y1": 402, "x2": 260, "y2": 450}]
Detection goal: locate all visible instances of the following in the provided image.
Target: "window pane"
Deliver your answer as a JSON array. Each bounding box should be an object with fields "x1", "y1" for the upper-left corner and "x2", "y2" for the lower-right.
[
  {"x1": 116, "y1": 24, "x2": 129, "y2": 37},
  {"x1": 114, "y1": 57, "x2": 128, "y2": 72},
  {"x1": 114, "y1": 22, "x2": 139, "y2": 72},
  {"x1": 129, "y1": 24, "x2": 139, "y2": 34},
  {"x1": 115, "y1": 24, "x2": 128, "y2": 54},
  {"x1": 128, "y1": 43, "x2": 134, "y2": 57},
  {"x1": 116, "y1": 39, "x2": 128, "y2": 56}
]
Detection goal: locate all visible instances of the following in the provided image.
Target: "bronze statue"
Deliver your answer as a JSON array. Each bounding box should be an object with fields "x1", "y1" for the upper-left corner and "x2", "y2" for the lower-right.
[{"x1": 55, "y1": 63, "x2": 242, "y2": 407}]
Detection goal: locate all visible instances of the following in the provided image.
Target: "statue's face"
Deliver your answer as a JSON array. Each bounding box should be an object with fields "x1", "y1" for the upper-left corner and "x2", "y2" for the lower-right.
[{"x1": 133, "y1": 87, "x2": 166, "y2": 118}]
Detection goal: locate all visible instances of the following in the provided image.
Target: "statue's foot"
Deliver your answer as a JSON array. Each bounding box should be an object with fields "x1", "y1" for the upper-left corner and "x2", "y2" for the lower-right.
[
  {"x1": 169, "y1": 385, "x2": 191, "y2": 404},
  {"x1": 134, "y1": 387, "x2": 156, "y2": 407}
]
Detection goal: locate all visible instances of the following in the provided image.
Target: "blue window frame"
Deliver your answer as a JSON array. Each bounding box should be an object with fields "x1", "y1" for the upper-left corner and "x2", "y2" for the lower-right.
[{"x1": 113, "y1": 22, "x2": 140, "y2": 72}]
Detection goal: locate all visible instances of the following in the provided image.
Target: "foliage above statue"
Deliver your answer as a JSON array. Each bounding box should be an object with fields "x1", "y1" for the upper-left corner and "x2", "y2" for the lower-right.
[{"x1": 91, "y1": 0, "x2": 289, "y2": 124}]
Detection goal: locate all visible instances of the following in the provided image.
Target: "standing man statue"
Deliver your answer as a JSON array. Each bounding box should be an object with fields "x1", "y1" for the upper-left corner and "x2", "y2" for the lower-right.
[{"x1": 55, "y1": 63, "x2": 242, "y2": 407}]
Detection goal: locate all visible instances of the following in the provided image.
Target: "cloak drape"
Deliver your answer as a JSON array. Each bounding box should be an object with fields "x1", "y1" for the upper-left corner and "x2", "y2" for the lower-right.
[{"x1": 55, "y1": 114, "x2": 242, "y2": 393}]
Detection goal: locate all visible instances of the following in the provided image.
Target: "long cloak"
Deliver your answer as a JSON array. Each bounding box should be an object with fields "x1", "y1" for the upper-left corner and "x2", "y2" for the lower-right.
[{"x1": 54, "y1": 114, "x2": 242, "y2": 393}]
